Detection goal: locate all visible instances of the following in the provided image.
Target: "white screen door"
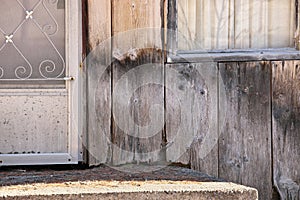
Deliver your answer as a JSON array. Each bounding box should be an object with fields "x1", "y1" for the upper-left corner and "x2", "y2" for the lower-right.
[{"x1": 0, "y1": 0, "x2": 81, "y2": 165}]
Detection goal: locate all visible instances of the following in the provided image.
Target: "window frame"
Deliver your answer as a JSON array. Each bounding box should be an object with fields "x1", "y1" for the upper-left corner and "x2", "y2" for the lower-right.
[{"x1": 167, "y1": 0, "x2": 300, "y2": 63}]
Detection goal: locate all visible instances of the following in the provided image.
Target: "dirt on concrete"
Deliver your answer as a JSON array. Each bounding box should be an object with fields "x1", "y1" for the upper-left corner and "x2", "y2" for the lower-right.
[{"x1": 0, "y1": 164, "x2": 222, "y2": 187}]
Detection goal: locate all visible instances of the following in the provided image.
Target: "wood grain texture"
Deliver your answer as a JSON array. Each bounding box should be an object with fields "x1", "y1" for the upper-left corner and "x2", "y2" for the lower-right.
[
  {"x1": 111, "y1": 0, "x2": 164, "y2": 165},
  {"x1": 272, "y1": 61, "x2": 300, "y2": 200},
  {"x1": 168, "y1": 50, "x2": 300, "y2": 63},
  {"x1": 112, "y1": 0, "x2": 162, "y2": 51},
  {"x1": 218, "y1": 62, "x2": 272, "y2": 200},
  {"x1": 87, "y1": 0, "x2": 111, "y2": 51},
  {"x1": 165, "y1": 63, "x2": 219, "y2": 177},
  {"x1": 87, "y1": 0, "x2": 112, "y2": 165},
  {"x1": 112, "y1": 49, "x2": 164, "y2": 165}
]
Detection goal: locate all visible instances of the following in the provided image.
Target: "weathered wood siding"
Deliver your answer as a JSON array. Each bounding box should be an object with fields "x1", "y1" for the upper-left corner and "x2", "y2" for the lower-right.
[
  {"x1": 272, "y1": 61, "x2": 300, "y2": 200},
  {"x1": 86, "y1": 0, "x2": 112, "y2": 165},
  {"x1": 85, "y1": 1, "x2": 300, "y2": 200},
  {"x1": 112, "y1": 50, "x2": 164, "y2": 165},
  {"x1": 86, "y1": 0, "x2": 164, "y2": 165},
  {"x1": 218, "y1": 62, "x2": 273, "y2": 200},
  {"x1": 165, "y1": 63, "x2": 219, "y2": 177},
  {"x1": 111, "y1": 0, "x2": 164, "y2": 165}
]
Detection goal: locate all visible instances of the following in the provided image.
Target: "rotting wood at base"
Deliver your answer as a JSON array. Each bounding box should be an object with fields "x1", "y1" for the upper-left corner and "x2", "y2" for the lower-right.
[{"x1": 272, "y1": 60, "x2": 300, "y2": 200}]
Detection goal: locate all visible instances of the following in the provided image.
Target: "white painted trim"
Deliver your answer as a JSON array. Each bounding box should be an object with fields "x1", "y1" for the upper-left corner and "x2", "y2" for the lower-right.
[
  {"x1": 0, "y1": 89, "x2": 68, "y2": 96},
  {"x1": 66, "y1": 0, "x2": 82, "y2": 162},
  {"x1": 0, "y1": 154, "x2": 77, "y2": 166}
]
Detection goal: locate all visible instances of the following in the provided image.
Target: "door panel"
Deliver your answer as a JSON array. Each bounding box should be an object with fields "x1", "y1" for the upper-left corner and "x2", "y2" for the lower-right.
[
  {"x1": 0, "y1": 0, "x2": 81, "y2": 165},
  {"x1": 0, "y1": 89, "x2": 68, "y2": 154}
]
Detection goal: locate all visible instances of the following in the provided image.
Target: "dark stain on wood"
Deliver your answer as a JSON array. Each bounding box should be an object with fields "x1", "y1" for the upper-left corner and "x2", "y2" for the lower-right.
[
  {"x1": 113, "y1": 48, "x2": 163, "y2": 66},
  {"x1": 219, "y1": 61, "x2": 272, "y2": 200},
  {"x1": 272, "y1": 61, "x2": 300, "y2": 200},
  {"x1": 82, "y1": 0, "x2": 88, "y2": 57},
  {"x1": 165, "y1": 63, "x2": 217, "y2": 175},
  {"x1": 273, "y1": 62, "x2": 300, "y2": 131}
]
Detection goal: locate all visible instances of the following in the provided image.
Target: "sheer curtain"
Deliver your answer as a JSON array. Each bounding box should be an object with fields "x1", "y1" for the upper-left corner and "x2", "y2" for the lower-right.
[{"x1": 178, "y1": 0, "x2": 296, "y2": 50}]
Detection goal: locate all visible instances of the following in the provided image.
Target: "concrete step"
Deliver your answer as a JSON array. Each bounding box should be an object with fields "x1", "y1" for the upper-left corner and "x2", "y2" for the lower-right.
[{"x1": 0, "y1": 180, "x2": 258, "y2": 200}]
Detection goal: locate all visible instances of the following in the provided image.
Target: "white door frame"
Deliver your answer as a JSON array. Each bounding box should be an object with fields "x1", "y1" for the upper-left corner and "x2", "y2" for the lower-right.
[{"x1": 0, "y1": 0, "x2": 82, "y2": 166}]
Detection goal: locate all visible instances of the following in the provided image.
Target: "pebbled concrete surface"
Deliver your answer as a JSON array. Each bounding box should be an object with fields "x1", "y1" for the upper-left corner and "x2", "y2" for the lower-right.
[
  {"x1": 0, "y1": 181, "x2": 258, "y2": 200},
  {"x1": 0, "y1": 164, "x2": 258, "y2": 199}
]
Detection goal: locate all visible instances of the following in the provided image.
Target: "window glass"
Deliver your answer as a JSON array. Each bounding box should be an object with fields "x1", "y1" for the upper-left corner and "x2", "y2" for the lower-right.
[{"x1": 178, "y1": 0, "x2": 296, "y2": 50}]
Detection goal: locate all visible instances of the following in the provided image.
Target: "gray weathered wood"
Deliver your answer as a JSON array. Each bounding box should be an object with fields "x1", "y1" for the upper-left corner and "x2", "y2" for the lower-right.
[
  {"x1": 111, "y1": 0, "x2": 164, "y2": 165},
  {"x1": 218, "y1": 62, "x2": 273, "y2": 200},
  {"x1": 165, "y1": 63, "x2": 219, "y2": 177},
  {"x1": 272, "y1": 60, "x2": 300, "y2": 200},
  {"x1": 168, "y1": 51, "x2": 300, "y2": 63},
  {"x1": 112, "y1": 49, "x2": 164, "y2": 165},
  {"x1": 87, "y1": 0, "x2": 112, "y2": 166}
]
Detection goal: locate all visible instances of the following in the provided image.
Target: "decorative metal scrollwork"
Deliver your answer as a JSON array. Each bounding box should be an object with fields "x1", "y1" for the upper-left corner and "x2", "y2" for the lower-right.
[
  {"x1": 0, "y1": 66, "x2": 3, "y2": 79},
  {"x1": 0, "y1": 0, "x2": 65, "y2": 81},
  {"x1": 42, "y1": 0, "x2": 59, "y2": 35}
]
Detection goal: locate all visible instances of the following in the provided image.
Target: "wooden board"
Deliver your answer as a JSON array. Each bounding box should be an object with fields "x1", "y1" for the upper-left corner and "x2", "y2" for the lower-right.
[
  {"x1": 111, "y1": 0, "x2": 164, "y2": 165},
  {"x1": 87, "y1": 0, "x2": 112, "y2": 165},
  {"x1": 272, "y1": 60, "x2": 300, "y2": 200},
  {"x1": 165, "y1": 63, "x2": 219, "y2": 177},
  {"x1": 112, "y1": 0, "x2": 163, "y2": 51},
  {"x1": 218, "y1": 62, "x2": 273, "y2": 200}
]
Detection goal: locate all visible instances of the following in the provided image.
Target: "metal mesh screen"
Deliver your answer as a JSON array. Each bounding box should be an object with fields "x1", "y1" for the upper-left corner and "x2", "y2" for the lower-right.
[{"x1": 0, "y1": 0, "x2": 65, "y2": 86}]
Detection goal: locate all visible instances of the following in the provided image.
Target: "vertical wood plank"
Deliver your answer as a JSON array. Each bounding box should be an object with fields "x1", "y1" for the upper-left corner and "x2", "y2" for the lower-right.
[
  {"x1": 219, "y1": 62, "x2": 243, "y2": 183},
  {"x1": 87, "y1": 0, "x2": 112, "y2": 165},
  {"x1": 272, "y1": 60, "x2": 300, "y2": 200},
  {"x1": 219, "y1": 62, "x2": 272, "y2": 200},
  {"x1": 112, "y1": 51, "x2": 164, "y2": 165},
  {"x1": 111, "y1": 0, "x2": 164, "y2": 165},
  {"x1": 81, "y1": 0, "x2": 88, "y2": 163},
  {"x1": 165, "y1": 63, "x2": 219, "y2": 177},
  {"x1": 112, "y1": 0, "x2": 162, "y2": 51},
  {"x1": 87, "y1": 0, "x2": 111, "y2": 52}
]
